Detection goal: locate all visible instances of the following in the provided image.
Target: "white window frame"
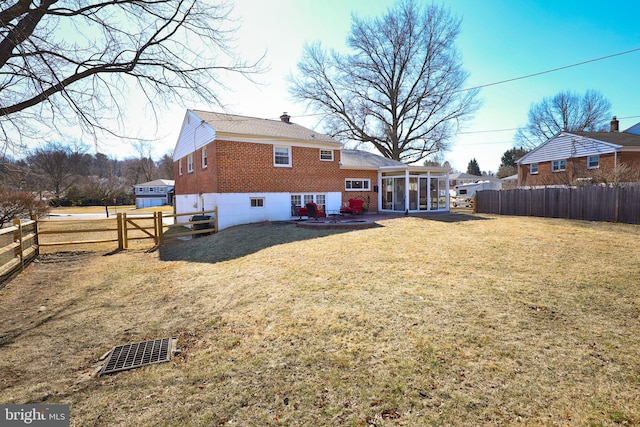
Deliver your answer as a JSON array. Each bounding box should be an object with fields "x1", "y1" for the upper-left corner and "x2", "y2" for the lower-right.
[
  {"x1": 179, "y1": 159, "x2": 183, "y2": 176},
  {"x1": 290, "y1": 194, "x2": 326, "y2": 210},
  {"x1": 250, "y1": 197, "x2": 264, "y2": 208},
  {"x1": 274, "y1": 146, "x2": 291, "y2": 167},
  {"x1": 187, "y1": 153, "x2": 194, "y2": 173},
  {"x1": 320, "y1": 149, "x2": 334, "y2": 161},
  {"x1": 587, "y1": 155, "x2": 599, "y2": 169},
  {"x1": 202, "y1": 147, "x2": 208, "y2": 169},
  {"x1": 552, "y1": 159, "x2": 566, "y2": 172},
  {"x1": 530, "y1": 163, "x2": 539, "y2": 174},
  {"x1": 345, "y1": 179, "x2": 371, "y2": 191}
]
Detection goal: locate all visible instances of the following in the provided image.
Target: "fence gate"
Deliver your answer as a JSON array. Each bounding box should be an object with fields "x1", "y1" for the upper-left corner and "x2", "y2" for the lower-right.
[{"x1": 118, "y1": 212, "x2": 160, "y2": 249}]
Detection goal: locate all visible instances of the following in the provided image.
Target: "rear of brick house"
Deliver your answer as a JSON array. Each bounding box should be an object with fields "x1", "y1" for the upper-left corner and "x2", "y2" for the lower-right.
[{"x1": 173, "y1": 110, "x2": 450, "y2": 230}]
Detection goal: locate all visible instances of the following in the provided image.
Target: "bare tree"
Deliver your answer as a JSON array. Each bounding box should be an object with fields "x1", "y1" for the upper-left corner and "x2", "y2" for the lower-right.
[
  {"x1": 289, "y1": 0, "x2": 479, "y2": 164},
  {"x1": 0, "y1": 0, "x2": 263, "y2": 155},
  {"x1": 515, "y1": 90, "x2": 611, "y2": 149},
  {"x1": 25, "y1": 142, "x2": 88, "y2": 203}
]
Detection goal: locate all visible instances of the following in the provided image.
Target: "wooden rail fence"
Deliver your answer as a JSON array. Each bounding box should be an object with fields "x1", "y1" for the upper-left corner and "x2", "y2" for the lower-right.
[
  {"x1": 0, "y1": 208, "x2": 217, "y2": 286},
  {"x1": 476, "y1": 186, "x2": 640, "y2": 224},
  {"x1": 0, "y1": 218, "x2": 39, "y2": 287}
]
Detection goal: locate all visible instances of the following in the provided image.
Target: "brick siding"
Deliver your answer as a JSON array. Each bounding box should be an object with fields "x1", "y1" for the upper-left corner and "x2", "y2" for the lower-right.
[{"x1": 175, "y1": 140, "x2": 379, "y2": 211}]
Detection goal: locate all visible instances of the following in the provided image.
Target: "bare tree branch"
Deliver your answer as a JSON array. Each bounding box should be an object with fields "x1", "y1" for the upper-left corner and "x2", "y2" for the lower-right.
[
  {"x1": 0, "y1": 0, "x2": 265, "y2": 155},
  {"x1": 515, "y1": 90, "x2": 612, "y2": 149}
]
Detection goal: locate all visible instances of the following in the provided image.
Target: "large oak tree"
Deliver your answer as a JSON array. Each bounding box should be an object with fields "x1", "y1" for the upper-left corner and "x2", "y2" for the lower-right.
[{"x1": 289, "y1": 0, "x2": 479, "y2": 164}]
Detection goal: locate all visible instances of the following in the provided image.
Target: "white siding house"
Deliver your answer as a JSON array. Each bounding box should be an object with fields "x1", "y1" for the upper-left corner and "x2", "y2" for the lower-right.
[{"x1": 135, "y1": 179, "x2": 174, "y2": 208}]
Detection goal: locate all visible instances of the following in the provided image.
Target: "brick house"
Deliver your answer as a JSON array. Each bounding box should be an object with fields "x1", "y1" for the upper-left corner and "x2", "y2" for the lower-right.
[
  {"x1": 517, "y1": 117, "x2": 640, "y2": 187},
  {"x1": 172, "y1": 110, "x2": 450, "y2": 230}
]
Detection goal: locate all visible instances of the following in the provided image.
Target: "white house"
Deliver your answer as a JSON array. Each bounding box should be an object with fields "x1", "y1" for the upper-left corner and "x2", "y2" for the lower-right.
[{"x1": 134, "y1": 179, "x2": 174, "y2": 208}]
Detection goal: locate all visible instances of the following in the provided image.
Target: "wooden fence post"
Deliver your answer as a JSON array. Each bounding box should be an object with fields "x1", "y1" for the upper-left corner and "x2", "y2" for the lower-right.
[
  {"x1": 117, "y1": 213, "x2": 124, "y2": 250},
  {"x1": 13, "y1": 219, "x2": 24, "y2": 271},
  {"x1": 157, "y1": 212, "x2": 164, "y2": 246},
  {"x1": 31, "y1": 215, "x2": 39, "y2": 257}
]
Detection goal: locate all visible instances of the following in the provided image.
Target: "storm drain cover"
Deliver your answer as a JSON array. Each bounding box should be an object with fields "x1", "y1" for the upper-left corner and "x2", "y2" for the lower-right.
[{"x1": 100, "y1": 337, "x2": 176, "y2": 375}]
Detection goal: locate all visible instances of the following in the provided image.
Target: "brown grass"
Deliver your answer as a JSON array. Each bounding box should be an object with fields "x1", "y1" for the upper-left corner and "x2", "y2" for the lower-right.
[{"x1": 1, "y1": 214, "x2": 639, "y2": 426}]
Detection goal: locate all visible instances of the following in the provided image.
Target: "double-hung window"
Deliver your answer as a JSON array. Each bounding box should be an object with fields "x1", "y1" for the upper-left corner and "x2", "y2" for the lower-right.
[
  {"x1": 202, "y1": 147, "x2": 208, "y2": 169},
  {"x1": 187, "y1": 154, "x2": 194, "y2": 173},
  {"x1": 530, "y1": 163, "x2": 539, "y2": 174},
  {"x1": 274, "y1": 146, "x2": 291, "y2": 167},
  {"x1": 552, "y1": 159, "x2": 566, "y2": 172},
  {"x1": 179, "y1": 159, "x2": 183, "y2": 176},
  {"x1": 587, "y1": 155, "x2": 599, "y2": 169},
  {"x1": 320, "y1": 149, "x2": 333, "y2": 161}
]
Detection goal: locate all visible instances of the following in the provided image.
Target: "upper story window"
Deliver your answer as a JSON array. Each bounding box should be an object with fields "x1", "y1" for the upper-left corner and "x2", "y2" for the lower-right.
[
  {"x1": 345, "y1": 179, "x2": 370, "y2": 191},
  {"x1": 149, "y1": 187, "x2": 154, "y2": 192},
  {"x1": 179, "y1": 159, "x2": 183, "y2": 176},
  {"x1": 202, "y1": 147, "x2": 208, "y2": 169},
  {"x1": 587, "y1": 155, "x2": 599, "y2": 169},
  {"x1": 530, "y1": 163, "x2": 539, "y2": 174},
  {"x1": 552, "y1": 159, "x2": 566, "y2": 172},
  {"x1": 274, "y1": 146, "x2": 291, "y2": 167},
  {"x1": 320, "y1": 149, "x2": 333, "y2": 161},
  {"x1": 187, "y1": 153, "x2": 194, "y2": 173}
]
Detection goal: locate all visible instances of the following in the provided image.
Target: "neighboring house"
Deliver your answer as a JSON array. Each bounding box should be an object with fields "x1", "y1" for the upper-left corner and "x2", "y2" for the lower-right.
[
  {"x1": 517, "y1": 117, "x2": 640, "y2": 187},
  {"x1": 135, "y1": 179, "x2": 174, "y2": 208},
  {"x1": 172, "y1": 110, "x2": 450, "y2": 230},
  {"x1": 449, "y1": 172, "x2": 482, "y2": 188}
]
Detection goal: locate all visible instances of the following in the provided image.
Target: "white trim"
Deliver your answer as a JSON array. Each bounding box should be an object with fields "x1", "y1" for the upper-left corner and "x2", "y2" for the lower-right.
[
  {"x1": 320, "y1": 149, "x2": 334, "y2": 161},
  {"x1": 187, "y1": 153, "x2": 194, "y2": 173},
  {"x1": 530, "y1": 163, "x2": 539, "y2": 174},
  {"x1": 274, "y1": 145, "x2": 292, "y2": 167},
  {"x1": 345, "y1": 178, "x2": 371, "y2": 191},
  {"x1": 202, "y1": 146, "x2": 208, "y2": 169}
]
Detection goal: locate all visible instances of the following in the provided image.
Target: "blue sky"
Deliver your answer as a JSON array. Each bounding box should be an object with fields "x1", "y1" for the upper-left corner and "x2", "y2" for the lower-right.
[{"x1": 112, "y1": 0, "x2": 640, "y2": 173}]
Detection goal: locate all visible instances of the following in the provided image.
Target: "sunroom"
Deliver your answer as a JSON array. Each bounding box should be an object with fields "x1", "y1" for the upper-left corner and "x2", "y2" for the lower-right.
[{"x1": 378, "y1": 166, "x2": 450, "y2": 213}]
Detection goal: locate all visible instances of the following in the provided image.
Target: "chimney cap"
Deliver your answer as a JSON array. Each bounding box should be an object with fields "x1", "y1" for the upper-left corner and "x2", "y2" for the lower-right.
[{"x1": 279, "y1": 112, "x2": 291, "y2": 123}]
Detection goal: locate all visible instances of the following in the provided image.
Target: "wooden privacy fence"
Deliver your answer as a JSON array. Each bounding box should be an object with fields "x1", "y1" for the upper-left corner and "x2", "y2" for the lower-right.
[
  {"x1": 0, "y1": 219, "x2": 38, "y2": 287},
  {"x1": 1, "y1": 208, "x2": 217, "y2": 285},
  {"x1": 476, "y1": 186, "x2": 640, "y2": 224}
]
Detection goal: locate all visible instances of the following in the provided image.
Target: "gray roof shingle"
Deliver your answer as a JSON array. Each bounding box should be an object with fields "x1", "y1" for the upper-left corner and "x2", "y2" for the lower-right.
[{"x1": 192, "y1": 110, "x2": 340, "y2": 146}]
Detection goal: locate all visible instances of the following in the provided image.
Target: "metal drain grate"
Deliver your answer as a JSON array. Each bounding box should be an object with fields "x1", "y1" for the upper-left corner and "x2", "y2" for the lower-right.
[{"x1": 100, "y1": 337, "x2": 176, "y2": 375}]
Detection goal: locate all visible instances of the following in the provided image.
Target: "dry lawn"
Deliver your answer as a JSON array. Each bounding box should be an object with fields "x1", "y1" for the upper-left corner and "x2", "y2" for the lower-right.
[{"x1": 0, "y1": 214, "x2": 639, "y2": 426}]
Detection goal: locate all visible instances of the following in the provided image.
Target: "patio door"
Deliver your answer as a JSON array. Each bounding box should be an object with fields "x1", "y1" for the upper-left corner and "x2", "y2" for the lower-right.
[{"x1": 382, "y1": 177, "x2": 406, "y2": 211}]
